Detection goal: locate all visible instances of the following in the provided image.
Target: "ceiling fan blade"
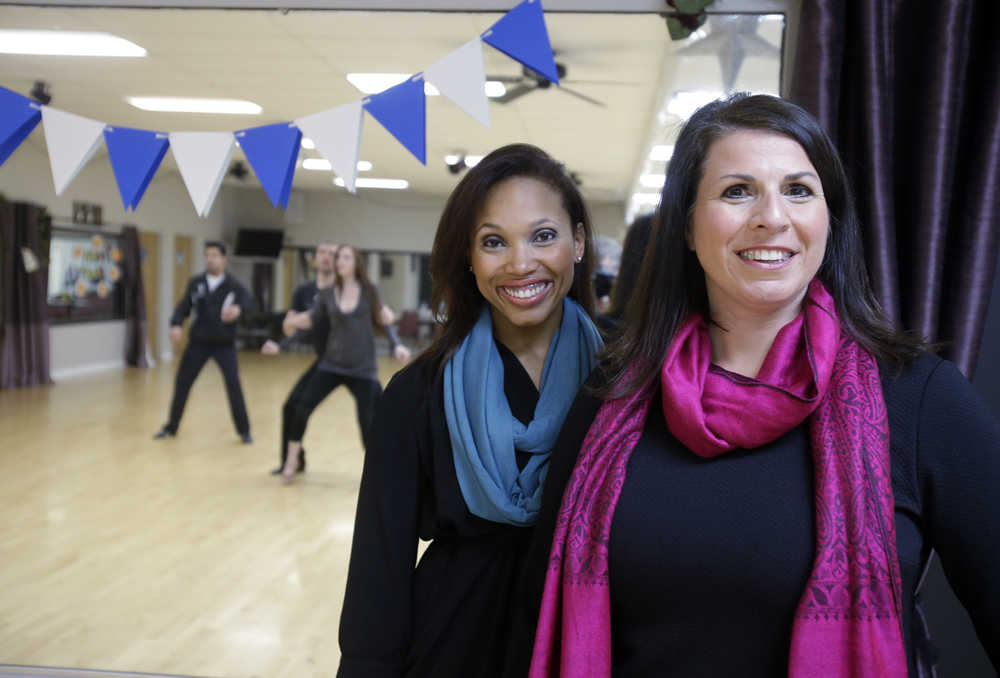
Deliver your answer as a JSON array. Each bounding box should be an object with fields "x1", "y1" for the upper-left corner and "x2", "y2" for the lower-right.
[
  {"x1": 494, "y1": 82, "x2": 537, "y2": 104},
  {"x1": 485, "y1": 75, "x2": 526, "y2": 83},
  {"x1": 557, "y1": 86, "x2": 606, "y2": 107}
]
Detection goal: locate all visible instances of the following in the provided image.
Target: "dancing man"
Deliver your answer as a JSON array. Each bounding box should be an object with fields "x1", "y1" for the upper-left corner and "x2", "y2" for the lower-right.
[{"x1": 154, "y1": 240, "x2": 254, "y2": 443}]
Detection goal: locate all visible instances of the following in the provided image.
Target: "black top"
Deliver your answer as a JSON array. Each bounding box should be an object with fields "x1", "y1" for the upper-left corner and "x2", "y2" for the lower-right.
[
  {"x1": 279, "y1": 280, "x2": 327, "y2": 354},
  {"x1": 291, "y1": 279, "x2": 319, "y2": 312},
  {"x1": 513, "y1": 353, "x2": 1000, "y2": 677},
  {"x1": 338, "y1": 344, "x2": 539, "y2": 678},
  {"x1": 169, "y1": 272, "x2": 253, "y2": 345}
]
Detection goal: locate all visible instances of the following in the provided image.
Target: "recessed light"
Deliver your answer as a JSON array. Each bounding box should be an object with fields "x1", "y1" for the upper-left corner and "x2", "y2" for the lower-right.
[
  {"x1": 301, "y1": 137, "x2": 315, "y2": 149},
  {"x1": 125, "y1": 96, "x2": 261, "y2": 115},
  {"x1": 649, "y1": 145, "x2": 674, "y2": 162},
  {"x1": 464, "y1": 155, "x2": 484, "y2": 168},
  {"x1": 0, "y1": 30, "x2": 146, "y2": 57},
  {"x1": 485, "y1": 81, "x2": 507, "y2": 98},
  {"x1": 631, "y1": 192, "x2": 661, "y2": 204}
]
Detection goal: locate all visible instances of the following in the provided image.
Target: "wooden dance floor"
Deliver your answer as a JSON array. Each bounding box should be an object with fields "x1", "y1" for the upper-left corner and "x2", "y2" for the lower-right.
[{"x1": 0, "y1": 352, "x2": 409, "y2": 678}]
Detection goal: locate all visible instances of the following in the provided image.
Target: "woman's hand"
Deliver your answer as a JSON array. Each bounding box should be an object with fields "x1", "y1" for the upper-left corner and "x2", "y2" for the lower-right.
[
  {"x1": 283, "y1": 310, "x2": 312, "y2": 336},
  {"x1": 394, "y1": 344, "x2": 412, "y2": 364},
  {"x1": 261, "y1": 339, "x2": 280, "y2": 355}
]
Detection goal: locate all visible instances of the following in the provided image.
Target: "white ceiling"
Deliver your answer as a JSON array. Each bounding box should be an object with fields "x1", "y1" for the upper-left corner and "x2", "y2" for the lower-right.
[{"x1": 0, "y1": 5, "x2": 784, "y2": 203}]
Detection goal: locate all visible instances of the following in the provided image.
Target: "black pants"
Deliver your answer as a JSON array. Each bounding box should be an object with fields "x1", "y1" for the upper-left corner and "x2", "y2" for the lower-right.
[
  {"x1": 278, "y1": 361, "x2": 319, "y2": 469},
  {"x1": 167, "y1": 341, "x2": 250, "y2": 435},
  {"x1": 283, "y1": 367, "x2": 381, "y2": 456}
]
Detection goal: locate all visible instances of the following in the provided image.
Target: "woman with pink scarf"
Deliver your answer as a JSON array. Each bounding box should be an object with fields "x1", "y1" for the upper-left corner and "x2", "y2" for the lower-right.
[{"x1": 516, "y1": 94, "x2": 999, "y2": 677}]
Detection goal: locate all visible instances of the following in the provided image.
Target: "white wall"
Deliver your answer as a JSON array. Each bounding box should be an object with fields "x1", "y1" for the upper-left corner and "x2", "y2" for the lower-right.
[{"x1": 1, "y1": 133, "x2": 625, "y2": 378}]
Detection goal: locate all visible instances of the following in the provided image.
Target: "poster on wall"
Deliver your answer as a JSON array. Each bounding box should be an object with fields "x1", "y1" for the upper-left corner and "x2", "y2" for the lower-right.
[{"x1": 47, "y1": 230, "x2": 125, "y2": 322}]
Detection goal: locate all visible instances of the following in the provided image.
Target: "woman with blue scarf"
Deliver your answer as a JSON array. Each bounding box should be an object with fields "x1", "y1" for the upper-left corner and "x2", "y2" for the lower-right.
[{"x1": 336, "y1": 144, "x2": 604, "y2": 678}]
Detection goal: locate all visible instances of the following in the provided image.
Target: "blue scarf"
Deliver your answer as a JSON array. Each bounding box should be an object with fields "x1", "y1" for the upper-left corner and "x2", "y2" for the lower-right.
[{"x1": 444, "y1": 298, "x2": 603, "y2": 526}]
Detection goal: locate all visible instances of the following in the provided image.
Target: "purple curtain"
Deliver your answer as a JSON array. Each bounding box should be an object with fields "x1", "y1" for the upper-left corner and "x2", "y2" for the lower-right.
[
  {"x1": 789, "y1": 0, "x2": 1000, "y2": 378},
  {"x1": 0, "y1": 201, "x2": 53, "y2": 388},
  {"x1": 121, "y1": 225, "x2": 149, "y2": 368}
]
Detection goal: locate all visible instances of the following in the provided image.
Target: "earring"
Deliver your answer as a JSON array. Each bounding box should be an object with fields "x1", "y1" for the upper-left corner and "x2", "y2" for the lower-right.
[{"x1": 575, "y1": 255, "x2": 583, "y2": 263}]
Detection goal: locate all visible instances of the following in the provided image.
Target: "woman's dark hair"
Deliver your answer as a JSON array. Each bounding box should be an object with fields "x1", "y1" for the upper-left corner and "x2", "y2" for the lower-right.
[
  {"x1": 607, "y1": 211, "x2": 655, "y2": 321},
  {"x1": 425, "y1": 143, "x2": 596, "y2": 366},
  {"x1": 602, "y1": 93, "x2": 925, "y2": 398},
  {"x1": 334, "y1": 244, "x2": 385, "y2": 330}
]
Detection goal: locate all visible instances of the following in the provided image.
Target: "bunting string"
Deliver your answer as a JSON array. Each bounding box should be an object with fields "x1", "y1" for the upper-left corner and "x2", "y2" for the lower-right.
[{"x1": 0, "y1": 0, "x2": 558, "y2": 216}]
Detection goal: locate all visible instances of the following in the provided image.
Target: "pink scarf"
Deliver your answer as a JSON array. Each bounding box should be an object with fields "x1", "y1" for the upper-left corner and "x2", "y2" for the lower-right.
[{"x1": 529, "y1": 280, "x2": 907, "y2": 677}]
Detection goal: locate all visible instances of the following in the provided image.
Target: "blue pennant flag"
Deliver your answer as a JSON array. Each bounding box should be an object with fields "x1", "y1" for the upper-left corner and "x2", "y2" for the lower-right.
[
  {"x1": 363, "y1": 77, "x2": 426, "y2": 165},
  {"x1": 0, "y1": 86, "x2": 42, "y2": 166},
  {"x1": 236, "y1": 122, "x2": 301, "y2": 209},
  {"x1": 104, "y1": 126, "x2": 169, "y2": 211},
  {"x1": 482, "y1": 0, "x2": 559, "y2": 84}
]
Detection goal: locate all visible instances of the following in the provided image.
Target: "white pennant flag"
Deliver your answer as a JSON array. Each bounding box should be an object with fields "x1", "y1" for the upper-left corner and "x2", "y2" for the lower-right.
[
  {"x1": 295, "y1": 102, "x2": 363, "y2": 193},
  {"x1": 423, "y1": 38, "x2": 490, "y2": 128},
  {"x1": 40, "y1": 107, "x2": 106, "y2": 195},
  {"x1": 168, "y1": 131, "x2": 235, "y2": 218}
]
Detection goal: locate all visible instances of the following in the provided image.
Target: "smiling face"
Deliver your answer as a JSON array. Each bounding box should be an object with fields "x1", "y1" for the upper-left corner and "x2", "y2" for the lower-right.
[
  {"x1": 689, "y1": 130, "x2": 829, "y2": 323},
  {"x1": 469, "y1": 176, "x2": 585, "y2": 342},
  {"x1": 335, "y1": 246, "x2": 357, "y2": 280}
]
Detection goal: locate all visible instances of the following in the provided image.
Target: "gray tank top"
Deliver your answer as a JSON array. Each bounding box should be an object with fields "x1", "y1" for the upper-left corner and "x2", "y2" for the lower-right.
[{"x1": 312, "y1": 285, "x2": 378, "y2": 380}]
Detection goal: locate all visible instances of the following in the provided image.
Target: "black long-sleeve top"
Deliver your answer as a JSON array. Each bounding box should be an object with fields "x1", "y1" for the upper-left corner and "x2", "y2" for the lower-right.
[
  {"x1": 512, "y1": 353, "x2": 999, "y2": 677},
  {"x1": 169, "y1": 272, "x2": 253, "y2": 345},
  {"x1": 337, "y1": 345, "x2": 539, "y2": 678}
]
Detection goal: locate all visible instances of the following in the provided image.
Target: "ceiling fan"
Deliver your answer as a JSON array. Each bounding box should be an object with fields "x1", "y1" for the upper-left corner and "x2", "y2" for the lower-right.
[{"x1": 488, "y1": 61, "x2": 615, "y2": 107}]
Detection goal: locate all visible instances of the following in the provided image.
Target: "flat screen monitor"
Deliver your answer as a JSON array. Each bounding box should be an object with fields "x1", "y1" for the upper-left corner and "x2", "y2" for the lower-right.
[{"x1": 234, "y1": 228, "x2": 283, "y2": 258}]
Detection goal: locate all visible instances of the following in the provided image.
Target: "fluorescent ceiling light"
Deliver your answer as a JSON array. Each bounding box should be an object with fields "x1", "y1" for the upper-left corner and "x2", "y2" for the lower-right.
[
  {"x1": 649, "y1": 144, "x2": 674, "y2": 162},
  {"x1": 0, "y1": 30, "x2": 146, "y2": 57},
  {"x1": 301, "y1": 137, "x2": 315, "y2": 149},
  {"x1": 666, "y1": 90, "x2": 723, "y2": 120},
  {"x1": 464, "y1": 155, "x2": 484, "y2": 168},
  {"x1": 640, "y1": 174, "x2": 666, "y2": 188},
  {"x1": 125, "y1": 96, "x2": 261, "y2": 115},
  {"x1": 303, "y1": 159, "x2": 373, "y2": 172},
  {"x1": 334, "y1": 177, "x2": 409, "y2": 190},
  {"x1": 347, "y1": 73, "x2": 506, "y2": 98}
]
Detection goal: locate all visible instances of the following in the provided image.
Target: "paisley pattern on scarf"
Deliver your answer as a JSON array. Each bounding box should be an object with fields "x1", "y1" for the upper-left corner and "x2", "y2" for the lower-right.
[{"x1": 530, "y1": 280, "x2": 907, "y2": 678}]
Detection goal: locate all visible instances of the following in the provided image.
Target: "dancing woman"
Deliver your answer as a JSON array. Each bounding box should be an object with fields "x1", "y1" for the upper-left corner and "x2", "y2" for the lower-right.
[{"x1": 280, "y1": 244, "x2": 409, "y2": 482}]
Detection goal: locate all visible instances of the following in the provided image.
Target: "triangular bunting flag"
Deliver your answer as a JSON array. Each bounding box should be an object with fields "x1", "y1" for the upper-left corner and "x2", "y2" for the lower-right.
[
  {"x1": 169, "y1": 131, "x2": 235, "y2": 218},
  {"x1": 363, "y1": 77, "x2": 426, "y2": 165},
  {"x1": 424, "y1": 38, "x2": 490, "y2": 128},
  {"x1": 236, "y1": 122, "x2": 301, "y2": 209},
  {"x1": 482, "y1": 0, "x2": 559, "y2": 85},
  {"x1": 41, "y1": 107, "x2": 107, "y2": 195},
  {"x1": 103, "y1": 126, "x2": 170, "y2": 211},
  {"x1": 0, "y1": 86, "x2": 42, "y2": 166},
  {"x1": 295, "y1": 102, "x2": 363, "y2": 193}
]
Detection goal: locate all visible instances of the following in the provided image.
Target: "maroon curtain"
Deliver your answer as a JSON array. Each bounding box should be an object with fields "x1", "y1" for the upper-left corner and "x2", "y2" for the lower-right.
[
  {"x1": 789, "y1": 0, "x2": 1000, "y2": 378},
  {"x1": 121, "y1": 225, "x2": 149, "y2": 368},
  {"x1": 0, "y1": 201, "x2": 53, "y2": 388}
]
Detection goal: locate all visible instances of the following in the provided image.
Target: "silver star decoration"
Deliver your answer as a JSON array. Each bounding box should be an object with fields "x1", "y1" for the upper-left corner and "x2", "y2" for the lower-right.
[{"x1": 678, "y1": 16, "x2": 780, "y2": 93}]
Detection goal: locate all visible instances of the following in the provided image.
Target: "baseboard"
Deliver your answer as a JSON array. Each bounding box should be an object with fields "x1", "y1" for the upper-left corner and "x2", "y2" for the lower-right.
[{"x1": 50, "y1": 359, "x2": 126, "y2": 381}]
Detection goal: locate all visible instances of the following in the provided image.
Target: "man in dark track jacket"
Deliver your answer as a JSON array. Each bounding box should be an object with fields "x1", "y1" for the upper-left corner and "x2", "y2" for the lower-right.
[{"x1": 154, "y1": 240, "x2": 255, "y2": 443}]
